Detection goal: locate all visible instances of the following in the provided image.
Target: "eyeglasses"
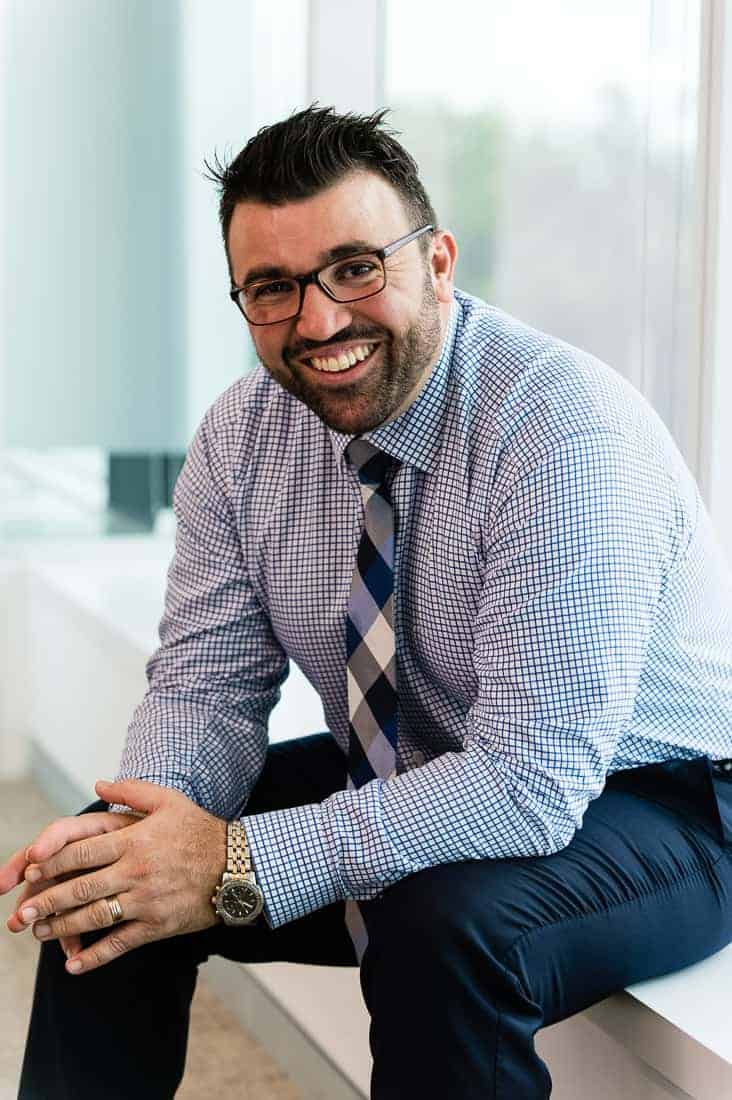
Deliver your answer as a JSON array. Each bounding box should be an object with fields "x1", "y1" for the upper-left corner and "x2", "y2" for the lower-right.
[{"x1": 230, "y1": 224, "x2": 434, "y2": 326}]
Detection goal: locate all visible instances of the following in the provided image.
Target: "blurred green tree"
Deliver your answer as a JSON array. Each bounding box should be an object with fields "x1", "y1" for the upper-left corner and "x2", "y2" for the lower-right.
[{"x1": 389, "y1": 103, "x2": 507, "y2": 302}]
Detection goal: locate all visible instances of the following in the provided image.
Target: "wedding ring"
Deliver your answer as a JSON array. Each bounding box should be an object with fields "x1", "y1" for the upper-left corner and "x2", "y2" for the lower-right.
[{"x1": 106, "y1": 895, "x2": 124, "y2": 924}]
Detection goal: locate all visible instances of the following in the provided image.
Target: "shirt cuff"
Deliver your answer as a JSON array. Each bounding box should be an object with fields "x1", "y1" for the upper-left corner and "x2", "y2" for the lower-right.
[{"x1": 243, "y1": 802, "x2": 344, "y2": 928}]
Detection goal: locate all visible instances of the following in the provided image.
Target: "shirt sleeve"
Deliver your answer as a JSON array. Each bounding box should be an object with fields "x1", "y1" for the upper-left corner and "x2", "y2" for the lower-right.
[
  {"x1": 107, "y1": 404, "x2": 289, "y2": 822},
  {"x1": 244, "y1": 429, "x2": 679, "y2": 927}
]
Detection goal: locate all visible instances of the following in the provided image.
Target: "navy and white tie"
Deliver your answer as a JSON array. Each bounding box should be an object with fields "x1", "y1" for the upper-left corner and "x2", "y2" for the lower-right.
[{"x1": 344, "y1": 438, "x2": 400, "y2": 961}]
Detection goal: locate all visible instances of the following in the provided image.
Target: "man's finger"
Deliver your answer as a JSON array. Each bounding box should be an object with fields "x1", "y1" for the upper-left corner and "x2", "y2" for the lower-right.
[
  {"x1": 64, "y1": 920, "x2": 151, "y2": 975},
  {"x1": 6, "y1": 873, "x2": 72, "y2": 933},
  {"x1": 95, "y1": 778, "x2": 169, "y2": 815},
  {"x1": 21, "y1": 834, "x2": 125, "y2": 916},
  {"x1": 4, "y1": 870, "x2": 80, "y2": 956},
  {"x1": 60, "y1": 935, "x2": 82, "y2": 960},
  {"x1": 6, "y1": 879, "x2": 45, "y2": 932},
  {"x1": 1, "y1": 812, "x2": 137, "y2": 896},
  {"x1": 25, "y1": 811, "x2": 139, "y2": 865},
  {"x1": 22, "y1": 812, "x2": 139, "y2": 886},
  {"x1": 0, "y1": 847, "x2": 30, "y2": 895}
]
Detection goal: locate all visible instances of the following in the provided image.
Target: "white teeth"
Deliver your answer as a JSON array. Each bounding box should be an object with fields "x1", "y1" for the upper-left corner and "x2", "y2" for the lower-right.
[{"x1": 307, "y1": 343, "x2": 376, "y2": 372}]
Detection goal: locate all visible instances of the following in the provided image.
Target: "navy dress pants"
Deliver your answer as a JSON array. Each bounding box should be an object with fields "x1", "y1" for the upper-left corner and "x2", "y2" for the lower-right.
[{"x1": 18, "y1": 733, "x2": 732, "y2": 1099}]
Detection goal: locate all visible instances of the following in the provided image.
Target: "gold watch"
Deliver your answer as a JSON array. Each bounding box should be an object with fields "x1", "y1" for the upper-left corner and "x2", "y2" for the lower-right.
[{"x1": 211, "y1": 821, "x2": 265, "y2": 926}]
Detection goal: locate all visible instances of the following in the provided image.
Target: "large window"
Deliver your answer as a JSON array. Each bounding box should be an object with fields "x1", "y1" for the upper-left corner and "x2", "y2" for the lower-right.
[
  {"x1": 0, "y1": 1, "x2": 719, "y2": 538},
  {"x1": 385, "y1": 0, "x2": 703, "y2": 467},
  {"x1": 0, "y1": 0, "x2": 308, "y2": 538}
]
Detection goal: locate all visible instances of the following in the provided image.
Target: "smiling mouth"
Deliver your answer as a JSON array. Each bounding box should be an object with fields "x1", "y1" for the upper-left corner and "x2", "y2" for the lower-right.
[{"x1": 300, "y1": 342, "x2": 379, "y2": 373}]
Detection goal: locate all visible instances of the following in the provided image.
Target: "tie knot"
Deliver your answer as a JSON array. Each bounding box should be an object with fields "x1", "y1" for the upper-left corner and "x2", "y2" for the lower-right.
[{"x1": 346, "y1": 439, "x2": 399, "y2": 487}]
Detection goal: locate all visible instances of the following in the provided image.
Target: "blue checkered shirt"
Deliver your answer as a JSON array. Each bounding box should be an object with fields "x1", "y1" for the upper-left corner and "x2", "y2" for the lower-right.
[{"x1": 110, "y1": 289, "x2": 732, "y2": 928}]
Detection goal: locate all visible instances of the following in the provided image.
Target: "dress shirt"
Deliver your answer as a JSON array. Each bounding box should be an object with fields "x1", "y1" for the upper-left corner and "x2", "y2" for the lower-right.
[{"x1": 109, "y1": 289, "x2": 732, "y2": 928}]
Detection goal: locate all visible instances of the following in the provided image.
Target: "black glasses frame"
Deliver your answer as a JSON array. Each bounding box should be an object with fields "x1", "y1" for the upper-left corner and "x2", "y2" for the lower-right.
[{"x1": 230, "y1": 223, "x2": 435, "y2": 326}]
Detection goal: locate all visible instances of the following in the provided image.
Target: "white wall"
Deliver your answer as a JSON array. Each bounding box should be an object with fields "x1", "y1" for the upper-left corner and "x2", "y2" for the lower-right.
[
  {"x1": 0, "y1": 560, "x2": 30, "y2": 778},
  {"x1": 0, "y1": 0, "x2": 186, "y2": 451},
  {"x1": 0, "y1": 0, "x2": 309, "y2": 455}
]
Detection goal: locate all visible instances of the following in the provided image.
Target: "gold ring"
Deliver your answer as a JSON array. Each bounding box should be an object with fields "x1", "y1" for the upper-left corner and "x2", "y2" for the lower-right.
[{"x1": 106, "y1": 895, "x2": 124, "y2": 924}]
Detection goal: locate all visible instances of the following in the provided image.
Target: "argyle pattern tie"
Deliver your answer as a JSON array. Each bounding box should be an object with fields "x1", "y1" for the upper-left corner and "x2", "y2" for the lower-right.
[{"x1": 344, "y1": 438, "x2": 400, "y2": 962}]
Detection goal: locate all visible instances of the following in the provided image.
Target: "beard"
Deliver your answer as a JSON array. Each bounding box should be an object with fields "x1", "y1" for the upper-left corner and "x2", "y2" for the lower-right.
[{"x1": 260, "y1": 275, "x2": 443, "y2": 435}]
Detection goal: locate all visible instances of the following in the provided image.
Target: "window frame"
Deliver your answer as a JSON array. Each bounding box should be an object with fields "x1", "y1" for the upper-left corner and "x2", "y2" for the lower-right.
[{"x1": 698, "y1": 0, "x2": 732, "y2": 555}]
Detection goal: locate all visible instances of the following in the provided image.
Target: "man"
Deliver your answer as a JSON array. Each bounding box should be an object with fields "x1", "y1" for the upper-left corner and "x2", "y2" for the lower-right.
[{"x1": 4, "y1": 105, "x2": 732, "y2": 1099}]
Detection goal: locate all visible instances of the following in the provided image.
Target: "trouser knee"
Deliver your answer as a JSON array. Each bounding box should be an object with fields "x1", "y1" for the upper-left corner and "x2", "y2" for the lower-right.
[{"x1": 361, "y1": 861, "x2": 524, "y2": 996}]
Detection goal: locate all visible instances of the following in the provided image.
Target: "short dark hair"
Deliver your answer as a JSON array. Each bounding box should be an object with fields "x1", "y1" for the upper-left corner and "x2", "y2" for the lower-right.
[{"x1": 202, "y1": 104, "x2": 438, "y2": 275}]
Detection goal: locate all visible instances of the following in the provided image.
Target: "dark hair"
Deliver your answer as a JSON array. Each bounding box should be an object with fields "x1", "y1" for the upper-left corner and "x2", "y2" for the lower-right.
[{"x1": 202, "y1": 104, "x2": 438, "y2": 273}]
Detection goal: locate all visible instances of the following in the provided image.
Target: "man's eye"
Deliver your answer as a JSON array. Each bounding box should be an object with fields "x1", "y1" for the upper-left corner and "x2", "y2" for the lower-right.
[
  {"x1": 249, "y1": 280, "x2": 295, "y2": 301},
  {"x1": 332, "y1": 260, "x2": 379, "y2": 282}
]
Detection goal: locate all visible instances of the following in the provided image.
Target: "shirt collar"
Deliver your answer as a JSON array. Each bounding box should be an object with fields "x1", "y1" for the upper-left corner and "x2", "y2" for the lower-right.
[{"x1": 327, "y1": 297, "x2": 459, "y2": 476}]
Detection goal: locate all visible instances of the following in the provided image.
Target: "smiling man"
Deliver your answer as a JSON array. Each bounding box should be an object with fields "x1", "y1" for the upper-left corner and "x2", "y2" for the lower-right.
[
  {"x1": 6, "y1": 105, "x2": 732, "y2": 1099},
  {"x1": 230, "y1": 170, "x2": 449, "y2": 434}
]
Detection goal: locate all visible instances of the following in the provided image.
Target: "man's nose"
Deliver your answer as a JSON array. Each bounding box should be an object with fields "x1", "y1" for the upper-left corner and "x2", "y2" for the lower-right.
[{"x1": 293, "y1": 282, "x2": 353, "y2": 342}]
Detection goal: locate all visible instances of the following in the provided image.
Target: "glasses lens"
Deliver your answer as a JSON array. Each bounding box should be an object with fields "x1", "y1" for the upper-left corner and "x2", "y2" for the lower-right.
[
  {"x1": 320, "y1": 253, "x2": 385, "y2": 301},
  {"x1": 240, "y1": 278, "x2": 300, "y2": 324},
  {"x1": 237, "y1": 254, "x2": 386, "y2": 324}
]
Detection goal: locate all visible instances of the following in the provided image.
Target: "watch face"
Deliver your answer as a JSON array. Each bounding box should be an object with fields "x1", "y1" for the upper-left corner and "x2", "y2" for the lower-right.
[{"x1": 219, "y1": 879, "x2": 264, "y2": 925}]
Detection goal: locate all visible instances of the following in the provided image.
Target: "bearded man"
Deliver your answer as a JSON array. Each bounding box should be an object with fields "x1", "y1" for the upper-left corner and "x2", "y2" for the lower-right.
[{"x1": 5, "y1": 105, "x2": 732, "y2": 1100}]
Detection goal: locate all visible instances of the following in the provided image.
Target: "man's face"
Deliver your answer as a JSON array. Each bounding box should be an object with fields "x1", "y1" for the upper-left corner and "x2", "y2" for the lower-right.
[{"x1": 227, "y1": 170, "x2": 455, "y2": 434}]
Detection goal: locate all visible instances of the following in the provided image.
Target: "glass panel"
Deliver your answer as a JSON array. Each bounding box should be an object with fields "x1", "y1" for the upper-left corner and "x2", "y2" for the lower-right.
[
  {"x1": 384, "y1": 0, "x2": 702, "y2": 465},
  {"x1": 0, "y1": 0, "x2": 308, "y2": 538}
]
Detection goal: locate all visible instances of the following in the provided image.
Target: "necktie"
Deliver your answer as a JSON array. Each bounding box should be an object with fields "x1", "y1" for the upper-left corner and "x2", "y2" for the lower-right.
[{"x1": 344, "y1": 438, "x2": 400, "y2": 961}]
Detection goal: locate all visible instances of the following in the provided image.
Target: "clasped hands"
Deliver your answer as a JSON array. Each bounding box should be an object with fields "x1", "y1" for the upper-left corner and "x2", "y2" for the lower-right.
[{"x1": 0, "y1": 779, "x2": 228, "y2": 975}]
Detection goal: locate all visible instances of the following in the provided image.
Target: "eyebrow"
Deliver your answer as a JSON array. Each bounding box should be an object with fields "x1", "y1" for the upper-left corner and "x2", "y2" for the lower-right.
[{"x1": 239, "y1": 239, "x2": 376, "y2": 288}]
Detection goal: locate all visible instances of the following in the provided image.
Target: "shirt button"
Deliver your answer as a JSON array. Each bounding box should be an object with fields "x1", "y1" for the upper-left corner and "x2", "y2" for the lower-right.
[{"x1": 410, "y1": 750, "x2": 426, "y2": 767}]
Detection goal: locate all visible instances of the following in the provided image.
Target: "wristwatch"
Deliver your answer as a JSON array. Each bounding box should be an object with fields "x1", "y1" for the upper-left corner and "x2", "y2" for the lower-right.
[{"x1": 211, "y1": 821, "x2": 265, "y2": 926}]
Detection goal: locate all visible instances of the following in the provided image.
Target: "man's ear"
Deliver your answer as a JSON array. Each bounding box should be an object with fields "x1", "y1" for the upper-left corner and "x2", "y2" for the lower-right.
[{"x1": 430, "y1": 230, "x2": 458, "y2": 304}]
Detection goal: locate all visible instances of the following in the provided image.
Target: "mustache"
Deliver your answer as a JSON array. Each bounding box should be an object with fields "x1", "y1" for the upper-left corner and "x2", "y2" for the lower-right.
[{"x1": 286, "y1": 327, "x2": 387, "y2": 361}]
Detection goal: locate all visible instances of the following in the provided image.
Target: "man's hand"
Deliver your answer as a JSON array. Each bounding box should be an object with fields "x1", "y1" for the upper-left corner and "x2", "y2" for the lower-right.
[
  {"x1": 1, "y1": 807, "x2": 142, "y2": 960},
  {"x1": 1, "y1": 779, "x2": 229, "y2": 975}
]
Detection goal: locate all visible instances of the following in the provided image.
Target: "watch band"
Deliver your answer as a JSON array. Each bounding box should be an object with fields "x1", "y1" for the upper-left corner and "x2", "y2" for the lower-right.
[{"x1": 227, "y1": 820, "x2": 255, "y2": 879}]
